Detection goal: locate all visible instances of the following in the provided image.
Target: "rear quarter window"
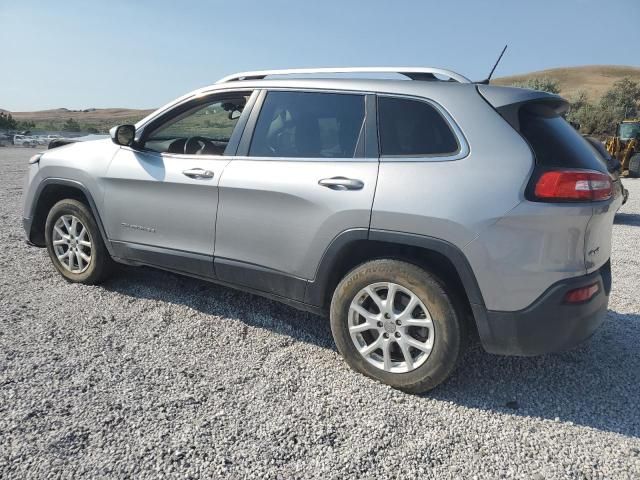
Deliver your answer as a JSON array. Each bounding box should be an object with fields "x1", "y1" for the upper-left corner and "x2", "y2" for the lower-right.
[
  {"x1": 519, "y1": 104, "x2": 606, "y2": 172},
  {"x1": 377, "y1": 96, "x2": 459, "y2": 157}
]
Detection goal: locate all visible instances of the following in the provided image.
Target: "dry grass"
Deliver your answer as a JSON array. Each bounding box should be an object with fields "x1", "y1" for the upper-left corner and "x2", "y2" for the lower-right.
[
  {"x1": 493, "y1": 65, "x2": 640, "y2": 100},
  {"x1": 3, "y1": 65, "x2": 640, "y2": 129},
  {"x1": 1, "y1": 107, "x2": 154, "y2": 132}
]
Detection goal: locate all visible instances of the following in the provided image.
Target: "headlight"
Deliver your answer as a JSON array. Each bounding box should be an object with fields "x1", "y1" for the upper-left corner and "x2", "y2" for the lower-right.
[{"x1": 28, "y1": 153, "x2": 42, "y2": 164}]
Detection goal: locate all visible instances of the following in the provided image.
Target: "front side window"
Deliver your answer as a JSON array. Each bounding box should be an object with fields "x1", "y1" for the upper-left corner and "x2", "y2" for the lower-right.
[
  {"x1": 144, "y1": 94, "x2": 249, "y2": 155},
  {"x1": 378, "y1": 96, "x2": 459, "y2": 156},
  {"x1": 249, "y1": 91, "x2": 365, "y2": 158}
]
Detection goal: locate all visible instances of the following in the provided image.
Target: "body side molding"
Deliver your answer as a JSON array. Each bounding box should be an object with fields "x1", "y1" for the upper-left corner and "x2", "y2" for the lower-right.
[
  {"x1": 111, "y1": 240, "x2": 215, "y2": 278},
  {"x1": 214, "y1": 257, "x2": 307, "y2": 301}
]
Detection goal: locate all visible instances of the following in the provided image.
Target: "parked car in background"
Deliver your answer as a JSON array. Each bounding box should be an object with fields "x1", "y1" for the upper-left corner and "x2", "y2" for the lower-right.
[
  {"x1": 42, "y1": 135, "x2": 62, "y2": 147},
  {"x1": 13, "y1": 135, "x2": 37, "y2": 147},
  {"x1": 0, "y1": 133, "x2": 12, "y2": 146},
  {"x1": 22, "y1": 67, "x2": 624, "y2": 392}
]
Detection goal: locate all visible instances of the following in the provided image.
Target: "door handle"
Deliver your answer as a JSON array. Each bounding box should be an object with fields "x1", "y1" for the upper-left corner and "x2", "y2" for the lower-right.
[
  {"x1": 318, "y1": 176, "x2": 364, "y2": 191},
  {"x1": 182, "y1": 168, "x2": 214, "y2": 179}
]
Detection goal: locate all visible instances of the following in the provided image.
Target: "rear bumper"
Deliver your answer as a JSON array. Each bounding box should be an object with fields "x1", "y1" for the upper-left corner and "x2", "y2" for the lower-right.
[{"x1": 480, "y1": 261, "x2": 611, "y2": 356}]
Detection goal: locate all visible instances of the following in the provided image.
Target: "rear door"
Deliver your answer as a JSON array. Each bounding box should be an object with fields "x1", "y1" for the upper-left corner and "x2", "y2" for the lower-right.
[{"x1": 214, "y1": 89, "x2": 378, "y2": 301}]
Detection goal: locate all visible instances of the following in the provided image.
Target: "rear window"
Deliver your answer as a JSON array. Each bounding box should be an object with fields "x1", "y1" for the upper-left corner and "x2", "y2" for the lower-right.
[
  {"x1": 249, "y1": 91, "x2": 364, "y2": 158},
  {"x1": 377, "y1": 96, "x2": 459, "y2": 156},
  {"x1": 519, "y1": 105, "x2": 606, "y2": 172}
]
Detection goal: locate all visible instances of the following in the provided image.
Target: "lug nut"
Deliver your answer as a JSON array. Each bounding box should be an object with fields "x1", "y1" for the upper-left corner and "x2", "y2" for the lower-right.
[
  {"x1": 377, "y1": 321, "x2": 383, "y2": 328},
  {"x1": 384, "y1": 313, "x2": 390, "y2": 319},
  {"x1": 395, "y1": 319, "x2": 401, "y2": 326},
  {"x1": 383, "y1": 333, "x2": 389, "y2": 339},
  {"x1": 394, "y1": 332, "x2": 401, "y2": 338}
]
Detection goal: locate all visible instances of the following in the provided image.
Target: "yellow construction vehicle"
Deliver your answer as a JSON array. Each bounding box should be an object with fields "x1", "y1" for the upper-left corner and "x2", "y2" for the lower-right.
[{"x1": 606, "y1": 119, "x2": 640, "y2": 177}]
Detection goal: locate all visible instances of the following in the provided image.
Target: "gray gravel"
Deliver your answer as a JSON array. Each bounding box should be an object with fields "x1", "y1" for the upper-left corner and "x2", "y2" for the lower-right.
[{"x1": 1, "y1": 146, "x2": 639, "y2": 479}]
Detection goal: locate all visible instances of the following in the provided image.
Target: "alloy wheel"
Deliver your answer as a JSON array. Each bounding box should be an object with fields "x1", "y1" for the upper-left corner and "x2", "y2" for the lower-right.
[
  {"x1": 52, "y1": 214, "x2": 93, "y2": 274},
  {"x1": 348, "y1": 282, "x2": 435, "y2": 373}
]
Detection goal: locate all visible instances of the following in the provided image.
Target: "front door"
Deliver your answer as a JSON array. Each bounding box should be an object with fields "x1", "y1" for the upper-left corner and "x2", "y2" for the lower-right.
[
  {"x1": 102, "y1": 91, "x2": 253, "y2": 276},
  {"x1": 214, "y1": 90, "x2": 378, "y2": 300}
]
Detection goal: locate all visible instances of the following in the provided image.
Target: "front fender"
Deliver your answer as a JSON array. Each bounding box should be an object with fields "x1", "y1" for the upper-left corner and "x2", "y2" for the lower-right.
[{"x1": 24, "y1": 178, "x2": 115, "y2": 257}]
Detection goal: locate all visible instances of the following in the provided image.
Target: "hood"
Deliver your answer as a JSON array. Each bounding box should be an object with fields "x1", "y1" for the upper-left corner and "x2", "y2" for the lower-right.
[{"x1": 48, "y1": 134, "x2": 109, "y2": 149}]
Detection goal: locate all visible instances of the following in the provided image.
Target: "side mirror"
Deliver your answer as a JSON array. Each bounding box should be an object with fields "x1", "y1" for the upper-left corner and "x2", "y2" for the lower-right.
[{"x1": 110, "y1": 124, "x2": 136, "y2": 146}]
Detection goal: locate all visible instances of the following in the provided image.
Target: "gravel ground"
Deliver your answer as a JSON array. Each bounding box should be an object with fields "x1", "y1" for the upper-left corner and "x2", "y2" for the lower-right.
[{"x1": 1, "y1": 146, "x2": 639, "y2": 479}]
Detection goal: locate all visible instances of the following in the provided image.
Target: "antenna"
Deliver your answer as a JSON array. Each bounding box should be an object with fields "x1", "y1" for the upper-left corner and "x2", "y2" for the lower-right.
[{"x1": 478, "y1": 44, "x2": 507, "y2": 84}]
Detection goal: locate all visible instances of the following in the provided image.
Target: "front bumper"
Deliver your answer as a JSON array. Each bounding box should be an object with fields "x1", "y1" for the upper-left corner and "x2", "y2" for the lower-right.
[
  {"x1": 480, "y1": 261, "x2": 611, "y2": 356},
  {"x1": 22, "y1": 217, "x2": 38, "y2": 246}
]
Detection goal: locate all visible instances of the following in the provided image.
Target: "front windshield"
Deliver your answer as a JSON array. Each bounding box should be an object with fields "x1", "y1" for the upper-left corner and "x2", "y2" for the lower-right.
[{"x1": 618, "y1": 122, "x2": 640, "y2": 140}]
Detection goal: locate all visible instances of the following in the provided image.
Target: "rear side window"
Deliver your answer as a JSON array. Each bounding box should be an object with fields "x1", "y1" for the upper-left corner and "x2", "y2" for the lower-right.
[
  {"x1": 377, "y1": 96, "x2": 459, "y2": 156},
  {"x1": 519, "y1": 105, "x2": 606, "y2": 172},
  {"x1": 249, "y1": 91, "x2": 364, "y2": 158}
]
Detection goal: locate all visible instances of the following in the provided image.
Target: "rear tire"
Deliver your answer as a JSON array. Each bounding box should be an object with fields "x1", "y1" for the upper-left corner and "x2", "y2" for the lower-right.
[
  {"x1": 330, "y1": 259, "x2": 465, "y2": 393},
  {"x1": 628, "y1": 153, "x2": 640, "y2": 178},
  {"x1": 44, "y1": 199, "x2": 113, "y2": 284}
]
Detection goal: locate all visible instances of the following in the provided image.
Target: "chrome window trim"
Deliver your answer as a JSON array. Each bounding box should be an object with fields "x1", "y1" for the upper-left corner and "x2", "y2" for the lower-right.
[
  {"x1": 118, "y1": 146, "x2": 230, "y2": 163},
  {"x1": 376, "y1": 93, "x2": 470, "y2": 163},
  {"x1": 135, "y1": 87, "x2": 256, "y2": 132},
  {"x1": 230, "y1": 155, "x2": 373, "y2": 164}
]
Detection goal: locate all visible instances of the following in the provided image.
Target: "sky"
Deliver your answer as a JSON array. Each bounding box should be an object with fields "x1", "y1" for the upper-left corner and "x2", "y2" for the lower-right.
[{"x1": 1, "y1": 0, "x2": 639, "y2": 111}]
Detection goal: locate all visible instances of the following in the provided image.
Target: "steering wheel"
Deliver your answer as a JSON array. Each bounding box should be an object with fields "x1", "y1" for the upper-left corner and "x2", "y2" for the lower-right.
[{"x1": 184, "y1": 136, "x2": 215, "y2": 155}]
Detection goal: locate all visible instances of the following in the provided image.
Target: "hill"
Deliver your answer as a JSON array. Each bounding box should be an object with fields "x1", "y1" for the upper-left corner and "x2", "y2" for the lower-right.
[
  {"x1": 4, "y1": 107, "x2": 154, "y2": 132},
  {"x1": 493, "y1": 65, "x2": 640, "y2": 100},
  {"x1": 3, "y1": 65, "x2": 640, "y2": 132},
  {"x1": 7, "y1": 107, "x2": 154, "y2": 123}
]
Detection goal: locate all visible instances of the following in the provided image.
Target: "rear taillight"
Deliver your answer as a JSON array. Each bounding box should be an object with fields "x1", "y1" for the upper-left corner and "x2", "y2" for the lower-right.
[
  {"x1": 533, "y1": 169, "x2": 612, "y2": 202},
  {"x1": 564, "y1": 282, "x2": 599, "y2": 303}
]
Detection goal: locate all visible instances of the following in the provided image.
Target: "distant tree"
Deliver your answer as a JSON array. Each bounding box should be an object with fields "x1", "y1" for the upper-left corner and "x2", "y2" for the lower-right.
[
  {"x1": 566, "y1": 90, "x2": 591, "y2": 130},
  {"x1": 62, "y1": 118, "x2": 81, "y2": 132},
  {"x1": 86, "y1": 126, "x2": 99, "y2": 134},
  {"x1": 17, "y1": 120, "x2": 35, "y2": 130},
  {"x1": 599, "y1": 77, "x2": 640, "y2": 119},
  {"x1": 512, "y1": 77, "x2": 561, "y2": 95},
  {"x1": 0, "y1": 112, "x2": 18, "y2": 130},
  {"x1": 569, "y1": 102, "x2": 617, "y2": 135},
  {"x1": 567, "y1": 78, "x2": 640, "y2": 135}
]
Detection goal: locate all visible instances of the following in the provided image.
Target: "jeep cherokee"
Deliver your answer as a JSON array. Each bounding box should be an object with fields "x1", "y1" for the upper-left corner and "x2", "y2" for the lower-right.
[{"x1": 22, "y1": 67, "x2": 623, "y2": 392}]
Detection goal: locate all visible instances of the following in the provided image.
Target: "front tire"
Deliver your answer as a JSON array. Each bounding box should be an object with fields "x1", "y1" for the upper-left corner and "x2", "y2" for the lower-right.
[
  {"x1": 44, "y1": 199, "x2": 113, "y2": 284},
  {"x1": 330, "y1": 259, "x2": 465, "y2": 393}
]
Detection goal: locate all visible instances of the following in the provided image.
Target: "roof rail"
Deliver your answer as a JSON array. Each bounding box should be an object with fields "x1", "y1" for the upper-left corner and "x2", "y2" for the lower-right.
[{"x1": 216, "y1": 67, "x2": 472, "y2": 84}]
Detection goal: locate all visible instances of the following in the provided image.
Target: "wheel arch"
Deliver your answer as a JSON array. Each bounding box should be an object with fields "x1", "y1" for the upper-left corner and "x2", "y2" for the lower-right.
[
  {"x1": 27, "y1": 178, "x2": 113, "y2": 255},
  {"x1": 306, "y1": 229, "x2": 490, "y2": 341}
]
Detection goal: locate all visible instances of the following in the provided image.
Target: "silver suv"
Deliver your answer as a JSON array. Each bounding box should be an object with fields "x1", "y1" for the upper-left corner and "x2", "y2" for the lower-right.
[{"x1": 22, "y1": 67, "x2": 624, "y2": 392}]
